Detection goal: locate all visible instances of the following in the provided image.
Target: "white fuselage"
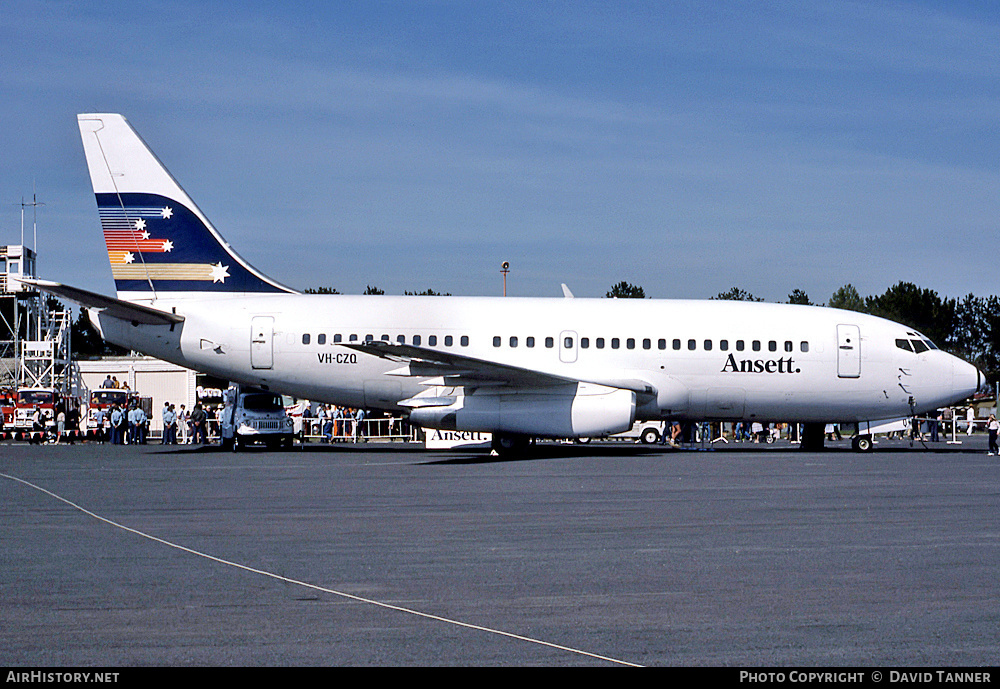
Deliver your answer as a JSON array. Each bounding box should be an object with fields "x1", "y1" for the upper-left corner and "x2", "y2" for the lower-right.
[{"x1": 95, "y1": 294, "x2": 981, "y2": 428}]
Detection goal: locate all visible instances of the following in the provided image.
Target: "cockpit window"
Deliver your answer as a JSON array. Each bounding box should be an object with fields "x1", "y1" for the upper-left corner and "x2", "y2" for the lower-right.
[{"x1": 897, "y1": 336, "x2": 937, "y2": 354}]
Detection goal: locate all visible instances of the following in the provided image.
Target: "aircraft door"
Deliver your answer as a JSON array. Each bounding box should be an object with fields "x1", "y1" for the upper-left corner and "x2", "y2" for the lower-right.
[
  {"x1": 837, "y1": 324, "x2": 861, "y2": 378},
  {"x1": 559, "y1": 330, "x2": 578, "y2": 363},
  {"x1": 251, "y1": 316, "x2": 274, "y2": 370}
]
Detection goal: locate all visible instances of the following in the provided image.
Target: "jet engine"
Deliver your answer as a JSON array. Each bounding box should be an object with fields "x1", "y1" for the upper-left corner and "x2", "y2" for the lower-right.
[{"x1": 405, "y1": 382, "x2": 636, "y2": 439}]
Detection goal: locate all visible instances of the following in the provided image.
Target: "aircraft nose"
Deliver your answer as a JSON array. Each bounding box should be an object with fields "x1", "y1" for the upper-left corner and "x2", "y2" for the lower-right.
[{"x1": 955, "y1": 358, "x2": 983, "y2": 398}]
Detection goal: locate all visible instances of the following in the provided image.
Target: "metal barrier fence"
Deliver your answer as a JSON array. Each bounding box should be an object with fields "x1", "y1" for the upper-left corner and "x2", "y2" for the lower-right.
[{"x1": 300, "y1": 416, "x2": 418, "y2": 443}]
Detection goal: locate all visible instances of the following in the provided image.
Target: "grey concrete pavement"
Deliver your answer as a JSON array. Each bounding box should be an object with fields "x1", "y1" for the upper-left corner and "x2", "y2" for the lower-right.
[{"x1": 1, "y1": 438, "x2": 998, "y2": 666}]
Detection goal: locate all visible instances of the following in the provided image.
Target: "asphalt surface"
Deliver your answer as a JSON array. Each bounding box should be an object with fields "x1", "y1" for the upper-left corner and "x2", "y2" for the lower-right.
[{"x1": 1, "y1": 436, "x2": 999, "y2": 667}]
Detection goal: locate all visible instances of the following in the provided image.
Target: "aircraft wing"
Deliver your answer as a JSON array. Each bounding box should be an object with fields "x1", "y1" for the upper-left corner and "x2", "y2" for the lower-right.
[
  {"x1": 342, "y1": 340, "x2": 655, "y2": 395},
  {"x1": 17, "y1": 278, "x2": 185, "y2": 326}
]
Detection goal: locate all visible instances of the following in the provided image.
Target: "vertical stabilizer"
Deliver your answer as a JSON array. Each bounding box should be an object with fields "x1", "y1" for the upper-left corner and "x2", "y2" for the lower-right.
[{"x1": 78, "y1": 114, "x2": 295, "y2": 300}]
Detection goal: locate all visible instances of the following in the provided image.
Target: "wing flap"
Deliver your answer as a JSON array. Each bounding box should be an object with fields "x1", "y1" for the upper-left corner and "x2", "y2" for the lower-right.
[
  {"x1": 343, "y1": 340, "x2": 656, "y2": 397},
  {"x1": 342, "y1": 340, "x2": 578, "y2": 388}
]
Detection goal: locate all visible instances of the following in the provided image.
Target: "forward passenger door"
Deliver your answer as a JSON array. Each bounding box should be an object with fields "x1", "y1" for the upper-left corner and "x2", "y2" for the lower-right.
[{"x1": 837, "y1": 324, "x2": 861, "y2": 378}]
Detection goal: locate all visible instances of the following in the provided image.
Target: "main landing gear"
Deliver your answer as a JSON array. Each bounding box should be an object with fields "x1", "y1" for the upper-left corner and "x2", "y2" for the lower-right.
[{"x1": 491, "y1": 433, "x2": 533, "y2": 457}]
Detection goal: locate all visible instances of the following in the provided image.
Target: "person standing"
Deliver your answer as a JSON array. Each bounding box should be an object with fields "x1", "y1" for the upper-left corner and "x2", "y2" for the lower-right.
[
  {"x1": 988, "y1": 414, "x2": 999, "y2": 456},
  {"x1": 110, "y1": 404, "x2": 125, "y2": 445},
  {"x1": 164, "y1": 404, "x2": 177, "y2": 444},
  {"x1": 30, "y1": 407, "x2": 45, "y2": 444},
  {"x1": 354, "y1": 407, "x2": 365, "y2": 443},
  {"x1": 190, "y1": 403, "x2": 207, "y2": 444},
  {"x1": 93, "y1": 407, "x2": 106, "y2": 443},
  {"x1": 178, "y1": 404, "x2": 189, "y2": 444},
  {"x1": 967, "y1": 407, "x2": 976, "y2": 436},
  {"x1": 56, "y1": 408, "x2": 66, "y2": 444}
]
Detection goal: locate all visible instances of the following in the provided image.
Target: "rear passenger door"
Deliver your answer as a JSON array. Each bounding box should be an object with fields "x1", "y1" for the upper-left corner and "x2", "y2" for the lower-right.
[{"x1": 251, "y1": 316, "x2": 274, "y2": 370}]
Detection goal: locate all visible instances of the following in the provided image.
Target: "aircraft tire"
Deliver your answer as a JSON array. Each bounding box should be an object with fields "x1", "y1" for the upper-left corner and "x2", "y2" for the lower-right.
[
  {"x1": 852, "y1": 435, "x2": 873, "y2": 452},
  {"x1": 641, "y1": 428, "x2": 660, "y2": 444},
  {"x1": 492, "y1": 433, "x2": 530, "y2": 456}
]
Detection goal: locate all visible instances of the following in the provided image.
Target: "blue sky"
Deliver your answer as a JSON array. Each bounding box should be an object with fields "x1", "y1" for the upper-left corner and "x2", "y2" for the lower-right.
[{"x1": 1, "y1": 1, "x2": 998, "y2": 301}]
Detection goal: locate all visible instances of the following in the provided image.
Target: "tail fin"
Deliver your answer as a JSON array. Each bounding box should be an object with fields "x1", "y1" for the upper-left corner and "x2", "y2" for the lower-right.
[{"x1": 77, "y1": 114, "x2": 295, "y2": 300}]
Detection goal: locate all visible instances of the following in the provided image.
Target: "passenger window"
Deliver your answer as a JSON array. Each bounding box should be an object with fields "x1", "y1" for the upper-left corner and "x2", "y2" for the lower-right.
[
  {"x1": 596, "y1": 338, "x2": 605, "y2": 349},
  {"x1": 643, "y1": 338, "x2": 651, "y2": 350},
  {"x1": 381, "y1": 334, "x2": 390, "y2": 341},
  {"x1": 397, "y1": 335, "x2": 405, "y2": 344},
  {"x1": 626, "y1": 338, "x2": 635, "y2": 350},
  {"x1": 444, "y1": 335, "x2": 453, "y2": 346},
  {"x1": 564, "y1": 337, "x2": 574, "y2": 349},
  {"x1": 736, "y1": 340, "x2": 744, "y2": 351},
  {"x1": 413, "y1": 335, "x2": 421, "y2": 346},
  {"x1": 365, "y1": 334, "x2": 374, "y2": 342},
  {"x1": 510, "y1": 336, "x2": 518, "y2": 348},
  {"x1": 687, "y1": 339, "x2": 696, "y2": 351},
  {"x1": 545, "y1": 337, "x2": 554, "y2": 348},
  {"x1": 658, "y1": 338, "x2": 666, "y2": 350},
  {"x1": 349, "y1": 334, "x2": 358, "y2": 342},
  {"x1": 800, "y1": 341, "x2": 808, "y2": 352},
  {"x1": 784, "y1": 341, "x2": 792, "y2": 352},
  {"x1": 318, "y1": 334, "x2": 326, "y2": 345},
  {"x1": 527, "y1": 337, "x2": 535, "y2": 348},
  {"x1": 720, "y1": 339, "x2": 728, "y2": 351},
  {"x1": 302, "y1": 334, "x2": 311, "y2": 345},
  {"x1": 704, "y1": 339, "x2": 712, "y2": 351},
  {"x1": 493, "y1": 336, "x2": 501, "y2": 347},
  {"x1": 461, "y1": 336, "x2": 469, "y2": 347},
  {"x1": 752, "y1": 340, "x2": 761, "y2": 352},
  {"x1": 333, "y1": 334, "x2": 342, "y2": 343},
  {"x1": 768, "y1": 340, "x2": 777, "y2": 352},
  {"x1": 673, "y1": 339, "x2": 681, "y2": 350},
  {"x1": 428, "y1": 335, "x2": 437, "y2": 346},
  {"x1": 581, "y1": 338, "x2": 590, "y2": 349}
]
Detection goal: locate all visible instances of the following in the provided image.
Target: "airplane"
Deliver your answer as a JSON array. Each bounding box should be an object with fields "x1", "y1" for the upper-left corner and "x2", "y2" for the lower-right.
[{"x1": 23, "y1": 113, "x2": 984, "y2": 454}]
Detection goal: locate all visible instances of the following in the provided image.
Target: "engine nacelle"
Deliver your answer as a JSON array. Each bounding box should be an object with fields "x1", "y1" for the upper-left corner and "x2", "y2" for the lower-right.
[{"x1": 407, "y1": 383, "x2": 636, "y2": 438}]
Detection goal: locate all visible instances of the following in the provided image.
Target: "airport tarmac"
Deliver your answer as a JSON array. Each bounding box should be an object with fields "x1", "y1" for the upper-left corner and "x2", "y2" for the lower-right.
[{"x1": 1, "y1": 438, "x2": 999, "y2": 667}]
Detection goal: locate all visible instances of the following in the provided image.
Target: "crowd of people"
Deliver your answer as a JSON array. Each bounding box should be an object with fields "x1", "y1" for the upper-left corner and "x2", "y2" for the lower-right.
[
  {"x1": 12, "y1": 400, "x2": 221, "y2": 446},
  {"x1": 308, "y1": 404, "x2": 369, "y2": 443}
]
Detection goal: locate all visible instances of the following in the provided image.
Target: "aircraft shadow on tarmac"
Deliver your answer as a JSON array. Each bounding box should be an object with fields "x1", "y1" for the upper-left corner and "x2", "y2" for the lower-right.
[{"x1": 137, "y1": 438, "x2": 991, "y2": 463}]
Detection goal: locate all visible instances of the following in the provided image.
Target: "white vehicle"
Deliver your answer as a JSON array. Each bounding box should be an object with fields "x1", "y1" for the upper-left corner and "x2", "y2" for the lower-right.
[
  {"x1": 607, "y1": 420, "x2": 666, "y2": 444},
  {"x1": 220, "y1": 385, "x2": 294, "y2": 451},
  {"x1": 23, "y1": 114, "x2": 984, "y2": 455}
]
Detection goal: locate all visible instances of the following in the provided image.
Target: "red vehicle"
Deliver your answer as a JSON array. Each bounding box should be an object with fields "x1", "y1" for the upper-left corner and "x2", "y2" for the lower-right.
[
  {"x1": 1, "y1": 389, "x2": 15, "y2": 429},
  {"x1": 13, "y1": 388, "x2": 80, "y2": 432}
]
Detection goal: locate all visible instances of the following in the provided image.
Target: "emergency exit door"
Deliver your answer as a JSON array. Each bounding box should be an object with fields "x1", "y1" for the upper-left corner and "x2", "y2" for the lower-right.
[
  {"x1": 837, "y1": 324, "x2": 861, "y2": 378},
  {"x1": 251, "y1": 316, "x2": 274, "y2": 369}
]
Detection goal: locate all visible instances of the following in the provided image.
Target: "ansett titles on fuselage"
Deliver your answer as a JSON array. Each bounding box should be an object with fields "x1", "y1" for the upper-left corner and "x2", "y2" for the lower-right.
[{"x1": 721, "y1": 353, "x2": 800, "y2": 374}]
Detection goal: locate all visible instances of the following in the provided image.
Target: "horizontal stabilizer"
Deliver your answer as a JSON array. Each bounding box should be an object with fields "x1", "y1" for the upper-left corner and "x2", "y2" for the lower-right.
[{"x1": 18, "y1": 278, "x2": 184, "y2": 325}]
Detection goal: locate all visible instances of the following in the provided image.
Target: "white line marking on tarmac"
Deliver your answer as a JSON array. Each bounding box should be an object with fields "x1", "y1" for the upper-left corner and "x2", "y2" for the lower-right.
[{"x1": 1, "y1": 472, "x2": 642, "y2": 667}]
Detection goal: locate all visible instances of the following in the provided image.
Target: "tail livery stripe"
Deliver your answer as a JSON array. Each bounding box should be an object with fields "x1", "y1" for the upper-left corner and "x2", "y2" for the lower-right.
[{"x1": 78, "y1": 114, "x2": 295, "y2": 298}]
